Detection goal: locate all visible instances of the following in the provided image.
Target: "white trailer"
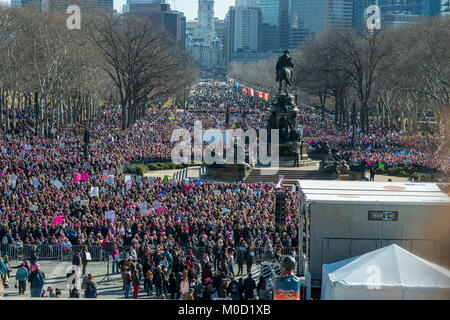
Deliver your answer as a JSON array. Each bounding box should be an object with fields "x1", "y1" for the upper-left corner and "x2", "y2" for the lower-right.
[{"x1": 297, "y1": 181, "x2": 450, "y2": 287}]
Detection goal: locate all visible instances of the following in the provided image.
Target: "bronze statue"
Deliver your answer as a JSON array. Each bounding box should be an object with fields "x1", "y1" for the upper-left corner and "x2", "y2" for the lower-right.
[{"x1": 276, "y1": 49, "x2": 294, "y2": 94}]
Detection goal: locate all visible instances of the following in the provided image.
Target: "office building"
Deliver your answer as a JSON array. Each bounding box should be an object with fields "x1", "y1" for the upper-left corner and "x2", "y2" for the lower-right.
[
  {"x1": 122, "y1": 0, "x2": 166, "y2": 13},
  {"x1": 224, "y1": 4, "x2": 263, "y2": 65},
  {"x1": 441, "y1": 0, "x2": 450, "y2": 14},
  {"x1": 129, "y1": 3, "x2": 186, "y2": 46},
  {"x1": 288, "y1": 0, "x2": 353, "y2": 49},
  {"x1": 12, "y1": 0, "x2": 114, "y2": 13},
  {"x1": 256, "y1": 0, "x2": 279, "y2": 27}
]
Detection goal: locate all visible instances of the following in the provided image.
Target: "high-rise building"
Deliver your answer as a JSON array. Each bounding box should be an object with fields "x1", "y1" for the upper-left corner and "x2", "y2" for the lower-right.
[
  {"x1": 122, "y1": 0, "x2": 166, "y2": 13},
  {"x1": 288, "y1": 0, "x2": 353, "y2": 49},
  {"x1": 12, "y1": 0, "x2": 114, "y2": 13},
  {"x1": 379, "y1": 0, "x2": 422, "y2": 27},
  {"x1": 256, "y1": 0, "x2": 279, "y2": 27},
  {"x1": 441, "y1": 0, "x2": 450, "y2": 14},
  {"x1": 214, "y1": 18, "x2": 226, "y2": 47},
  {"x1": 278, "y1": 0, "x2": 289, "y2": 48},
  {"x1": 261, "y1": 22, "x2": 279, "y2": 51},
  {"x1": 197, "y1": 0, "x2": 215, "y2": 42},
  {"x1": 420, "y1": 0, "x2": 441, "y2": 16},
  {"x1": 129, "y1": 3, "x2": 186, "y2": 47},
  {"x1": 224, "y1": 4, "x2": 263, "y2": 64}
]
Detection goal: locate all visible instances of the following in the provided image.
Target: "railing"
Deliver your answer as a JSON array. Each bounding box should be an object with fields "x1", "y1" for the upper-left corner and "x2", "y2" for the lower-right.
[
  {"x1": 0, "y1": 244, "x2": 138, "y2": 262},
  {"x1": 2, "y1": 243, "x2": 298, "y2": 265}
]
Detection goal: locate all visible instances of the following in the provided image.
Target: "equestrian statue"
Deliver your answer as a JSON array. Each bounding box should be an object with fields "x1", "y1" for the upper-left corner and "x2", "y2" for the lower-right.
[{"x1": 276, "y1": 49, "x2": 294, "y2": 94}]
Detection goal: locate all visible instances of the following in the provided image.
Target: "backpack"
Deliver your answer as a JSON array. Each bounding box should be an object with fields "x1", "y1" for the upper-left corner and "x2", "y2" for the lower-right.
[
  {"x1": 86, "y1": 284, "x2": 97, "y2": 298},
  {"x1": 70, "y1": 288, "x2": 80, "y2": 298},
  {"x1": 32, "y1": 272, "x2": 45, "y2": 288}
]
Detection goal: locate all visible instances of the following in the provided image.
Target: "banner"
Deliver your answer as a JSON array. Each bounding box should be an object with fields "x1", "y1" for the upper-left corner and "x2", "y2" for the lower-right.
[{"x1": 73, "y1": 174, "x2": 79, "y2": 183}]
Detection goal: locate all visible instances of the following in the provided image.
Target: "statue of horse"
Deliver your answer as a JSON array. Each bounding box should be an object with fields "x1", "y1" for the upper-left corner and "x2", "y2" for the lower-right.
[{"x1": 276, "y1": 49, "x2": 294, "y2": 94}]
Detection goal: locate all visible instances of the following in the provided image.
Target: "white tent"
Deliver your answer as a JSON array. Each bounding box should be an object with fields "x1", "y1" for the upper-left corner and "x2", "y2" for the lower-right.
[{"x1": 321, "y1": 244, "x2": 450, "y2": 300}]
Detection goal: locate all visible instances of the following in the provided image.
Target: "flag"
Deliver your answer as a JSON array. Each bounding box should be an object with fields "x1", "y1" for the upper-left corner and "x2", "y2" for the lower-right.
[
  {"x1": 378, "y1": 164, "x2": 385, "y2": 169},
  {"x1": 80, "y1": 172, "x2": 88, "y2": 181},
  {"x1": 258, "y1": 91, "x2": 263, "y2": 99},
  {"x1": 263, "y1": 93, "x2": 269, "y2": 102},
  {"x1": 73, "y1": 174, "x2": 79, "y2": 183},
  {"x1": 164, "y1": 175, "x2": 169, "y2": 183},
  {"x1": 248, "y1": 88, "x2": 254, "y2": 97},
  {"x1": 275, "y1": 175, "x2": 284, "y2": 189}
]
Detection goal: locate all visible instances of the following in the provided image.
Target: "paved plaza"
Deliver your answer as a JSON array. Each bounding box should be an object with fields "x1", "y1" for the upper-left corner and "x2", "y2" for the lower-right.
[{"x1": 1, "y1": 260, "x2": 262, "y2": 300}]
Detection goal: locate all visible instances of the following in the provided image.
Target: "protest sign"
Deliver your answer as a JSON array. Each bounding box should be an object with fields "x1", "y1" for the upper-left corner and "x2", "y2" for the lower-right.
[
  {"x1": 105, "y1": 211, "x2": 115, "y2": 222},
  {"x1": 90, "y1": 187, "x2": 99, "y2": 197},
  {"x1": 52, "y1": 216, "x2": 63, "y2": 225},
  {"x1": 105, "y1": 175, "x2": 115, "y2": 185},
  {"x1": 53, "y1": 179, "x2": 62, "y2": 189}
]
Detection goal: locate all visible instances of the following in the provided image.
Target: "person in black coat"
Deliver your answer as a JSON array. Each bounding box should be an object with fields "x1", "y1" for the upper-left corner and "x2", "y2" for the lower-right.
[
  {"x1": 245, "y1": 247, "x2": 254, "y2": 275},
  {"x1": 81, "y1": 246, "x2": 89, "y2": 276},
  {"x1": 243, "y1": 273, "x2": 256, "y2": 300},
  {"x1": 168, "y1": 272, "x2": 177, "y2": 300}
]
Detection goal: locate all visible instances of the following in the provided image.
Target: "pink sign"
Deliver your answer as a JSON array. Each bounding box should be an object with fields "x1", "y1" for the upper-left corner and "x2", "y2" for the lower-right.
[
  {"x1": 80, "y1": 173, "x2": 88, "y2": 181},
  {"x1": 53, "y1": 216, "x2": 63, "y2": 225},
  {"x1": 73, "y1": 174, "x2": 79, "y2": 183}
]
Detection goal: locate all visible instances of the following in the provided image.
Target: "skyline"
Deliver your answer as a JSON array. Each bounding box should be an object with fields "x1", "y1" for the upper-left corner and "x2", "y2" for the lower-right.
[
  {"x1": 117, "y1": 0, "x2": 236, "y2": 20},
  {"x1": 1, "y1": 0, "x2": 236, "y2": 20}
]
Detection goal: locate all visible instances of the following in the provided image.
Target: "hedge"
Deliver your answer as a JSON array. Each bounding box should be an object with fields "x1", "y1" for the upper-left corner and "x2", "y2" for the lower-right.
[
  {"x1": 126, "y1": 162, "x2": 201, "y2": 173},
  {"x1": 125, "y1": 164, "x2": 149, "y2": 176}
]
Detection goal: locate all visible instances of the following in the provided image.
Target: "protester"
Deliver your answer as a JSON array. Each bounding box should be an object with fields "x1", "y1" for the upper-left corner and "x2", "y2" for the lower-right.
[
  {"x1": 15, "y1": 262, "x2": 29, "y2": 295},
  {"x1": 28, "y1": 263, "x2": 45, "y2": 298},
  {"x1": 82, "y1": 273, "x2": 97, "y2": 299},
  {"x1": 81, "y1": 245, "x2": 89, "y2": 276},
  {"x1": 132, "y1": 269, "x2": 140, "y2": 299}
]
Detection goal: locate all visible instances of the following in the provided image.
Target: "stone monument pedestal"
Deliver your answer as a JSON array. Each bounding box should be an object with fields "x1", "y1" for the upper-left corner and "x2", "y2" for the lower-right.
[{"x1": 267, "y1": 93, "x2": 309, "y2": 163}]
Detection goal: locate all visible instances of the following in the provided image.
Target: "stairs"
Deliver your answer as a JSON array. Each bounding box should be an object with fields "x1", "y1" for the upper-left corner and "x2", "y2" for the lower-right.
[{"x1": 243, "y1": 168, "x2": 334, "y2": 184}]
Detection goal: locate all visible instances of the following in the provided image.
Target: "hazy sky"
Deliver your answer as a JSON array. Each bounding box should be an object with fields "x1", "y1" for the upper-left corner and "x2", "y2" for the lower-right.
[{"x1": 115, "y1": 0, "x2": 236, "y2": 20}]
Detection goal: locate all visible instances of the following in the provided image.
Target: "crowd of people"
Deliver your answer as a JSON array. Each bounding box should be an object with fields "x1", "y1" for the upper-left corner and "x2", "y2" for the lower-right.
[
  {"x1": 300, "y1": 106, "x2": 448, "y2": 175},
  {"x1": 0, "y1": 80, "x2": 299, "y2": 299},
  {"x1": 0, "y1": 79, "x2": 448, "y2": 299}
]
